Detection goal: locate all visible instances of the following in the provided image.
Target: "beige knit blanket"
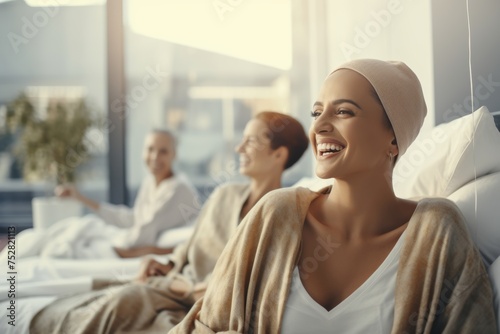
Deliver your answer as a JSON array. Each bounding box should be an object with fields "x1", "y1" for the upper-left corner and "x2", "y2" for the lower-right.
[
  {"x1": 30, "y1": 183, "x2": 250, "y2": 334},
  {"x1": 171, "y1": 186, "x2": 497, "y2": 333}
]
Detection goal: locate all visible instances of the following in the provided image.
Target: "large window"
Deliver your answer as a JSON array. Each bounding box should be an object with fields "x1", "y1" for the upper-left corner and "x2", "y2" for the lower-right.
[
  {"x1": 123, "y1": 0, "x2": 313, "y2": 201},
  {"x1": 0, "y1": 0, "x2": 315, "y2": 230},
  {"x1": 0, "y1": 1, "x2": 108, "y2": 231}
]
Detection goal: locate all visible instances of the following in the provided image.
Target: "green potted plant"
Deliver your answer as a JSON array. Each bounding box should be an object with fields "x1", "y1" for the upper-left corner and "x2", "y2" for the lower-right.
[
  {"x1": 3, "y1": 93, "x2": 98, "y2": 229},
  {"x1": 4, "y1": 93, "x2": 96, "y2": 185}
]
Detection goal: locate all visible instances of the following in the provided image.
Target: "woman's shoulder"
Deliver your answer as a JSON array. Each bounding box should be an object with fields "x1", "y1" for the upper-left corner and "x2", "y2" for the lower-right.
[
  {"x1": 416, "y1": 197, "x2": 464, "y2": 220},
  {"x1": 239, "y1": 187, "x2": 319, "y2": 236},
  {"x1": 250, "y1": 186, "x2": 321, "y2": 219},
  {"x1": 213, "y1": 182, "x2": 250, "y2": 195},
  {"x1": 262, "y1": 186, "x2": 316, "y2": 203},
  {"x1": 169, "y1": 173, "x2": 196, "y2": 189},
  {"x1": 201, "y1": 182, "x2": 250, "y2": 204},
  {"x1": 412, "y1": 197, "x2": 470, "y2": 237}
]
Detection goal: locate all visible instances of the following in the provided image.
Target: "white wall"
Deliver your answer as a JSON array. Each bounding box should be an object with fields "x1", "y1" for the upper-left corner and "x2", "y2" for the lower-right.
[
  {"x1": 325, "y1": 0, "x2": 435, "y2": 131},
  {"x1": 0, "y1": 2, "x2": 107, "y2": 110},
  {"x1": 324, "y1": 0, "x2": 500, "y2": 128},
  {"x1": 431, "y1": 0, "x2": 500, "y2": 124}
]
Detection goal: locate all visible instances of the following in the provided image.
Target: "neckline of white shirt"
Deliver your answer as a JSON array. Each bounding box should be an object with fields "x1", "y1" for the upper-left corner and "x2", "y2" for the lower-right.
[{"x1": 292, "y1": 227, "x2": 408, "y2": 319}]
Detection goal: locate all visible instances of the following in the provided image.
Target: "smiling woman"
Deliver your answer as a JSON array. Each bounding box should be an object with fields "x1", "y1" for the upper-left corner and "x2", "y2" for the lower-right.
[
  {"x1": 170, "y1": 59, "x2": 497, "y2": 334},
  {"x1": 235, "y1": 111, "x2": 308, "y2": 219},
  {"x1": 237, "y1": 111, "x2": 309, "y2": 176},
  {"x1": 142, "y1": 129, "x2": 176, "y2": 184}
]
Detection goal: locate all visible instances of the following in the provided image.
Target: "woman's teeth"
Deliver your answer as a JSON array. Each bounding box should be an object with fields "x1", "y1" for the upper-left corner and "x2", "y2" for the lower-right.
[{"x1": 317, "y1": 143, "x2": 344, "y2": 156}]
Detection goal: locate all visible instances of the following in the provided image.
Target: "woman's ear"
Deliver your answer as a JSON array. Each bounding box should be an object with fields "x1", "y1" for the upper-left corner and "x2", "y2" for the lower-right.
[
  {"x1": 390, "y1": 137, "x2": 399, "y2": 157},
  {"x1": 274, "y1": 146, "x2": 289, "y2": 169}
]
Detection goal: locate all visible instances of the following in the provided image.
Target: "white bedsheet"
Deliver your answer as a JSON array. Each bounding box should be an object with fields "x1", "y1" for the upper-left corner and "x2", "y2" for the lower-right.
[
  {"x1": 0, "y1": 219, "x2": 193, "y2": 303},
  {"x1": 0, "y1": 221, "x2": 193, "y2": 302},
  {"x1": 0, "y1": 217, "x2": 195, "y2": 261},
  {"x1": 0, "y1": 256, "x2": 163, "y2": 332},
  {"x1": 0, "y1": 214, "x2": 123, "y2": 261},
  {"x1": 0, "y1": 277, "x2": 93, "y2": 301},
  {"x1": 0, "y1": 255, "x2": 171, "y2": 302},
  {"x1": 0, "y1": 296, "x2": 56, "y2": 334},
  {"x1": 2, "y1": 256, "x2": 143, "y2": 283}
]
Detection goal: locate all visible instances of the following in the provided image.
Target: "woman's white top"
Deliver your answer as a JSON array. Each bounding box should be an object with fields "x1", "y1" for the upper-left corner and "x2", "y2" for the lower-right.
[
  {"x1": 280, "y1": 228, "x2": 407, "y2": 334},
  {"x1": 98, "y1": 174, "x2": 198, "y2": 248}
]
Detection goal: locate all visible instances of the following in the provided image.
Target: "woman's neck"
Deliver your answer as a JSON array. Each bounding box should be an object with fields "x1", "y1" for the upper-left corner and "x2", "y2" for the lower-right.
[
  {"x1": 154, "y1": 171, "x2": 174, "y2": 187},
  {"x1": 249, "y1": 176, "x2": 281, "y2": 202},
  {"x1": 240, "y1": 173, "x2": 282, "y2": 220},
  {"x1": 321, "y1": 172, "x2": 402, "y2": 239}
]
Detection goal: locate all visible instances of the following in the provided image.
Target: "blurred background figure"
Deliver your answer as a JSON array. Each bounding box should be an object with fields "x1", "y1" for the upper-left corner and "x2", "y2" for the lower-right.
[{"x1": 12, "y1": 129, "x2": 198, "y2": 260}]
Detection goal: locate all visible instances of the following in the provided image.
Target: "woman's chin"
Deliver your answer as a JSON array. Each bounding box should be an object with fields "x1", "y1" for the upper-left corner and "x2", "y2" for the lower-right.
[
  {"x1": 240, "y1": 166, "x2": 260, "y2": 179},
  {"x1": 151, "y1": 170, "x2": 172, "y2": 180},
  {"x1": 315, "y1": 167, "x2": 334, "y2": 179}
]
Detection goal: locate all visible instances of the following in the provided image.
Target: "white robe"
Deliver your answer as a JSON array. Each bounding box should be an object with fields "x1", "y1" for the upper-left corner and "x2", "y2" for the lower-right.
[{"x1": 98, "y1": 174, "x2": 198, "y2": 249}]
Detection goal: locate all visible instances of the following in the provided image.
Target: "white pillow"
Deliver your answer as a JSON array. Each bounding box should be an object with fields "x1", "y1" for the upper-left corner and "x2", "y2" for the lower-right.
[
  {"x1": 447, "y1": 171, "x2": 500, "y2": 267},
  {"x1": 394, "y1": 106, "x2": 500, "y2": 198}
]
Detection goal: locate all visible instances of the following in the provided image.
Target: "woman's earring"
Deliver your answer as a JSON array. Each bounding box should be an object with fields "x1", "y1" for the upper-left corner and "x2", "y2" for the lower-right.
[{"x1": 389, "y1": 152, "x2": 393, "y2": 162}]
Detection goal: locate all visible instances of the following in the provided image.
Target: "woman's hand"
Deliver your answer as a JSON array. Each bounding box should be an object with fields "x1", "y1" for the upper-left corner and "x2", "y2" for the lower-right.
[
  {"x1": 114, "y1": 246, "x2": 175, "y2": 259},
  {"x1": 135, "y1": 257, "x2": 174, "y2": 283},
  {"x1": 54, "y1": 184, "x2": 81, "y2": 199},
  {"x1": 193, "y1": 282, "x2": 207, "y2": 300},
  {"x1": 54, "y1": 184, "x2": 100, "y2": 211}
]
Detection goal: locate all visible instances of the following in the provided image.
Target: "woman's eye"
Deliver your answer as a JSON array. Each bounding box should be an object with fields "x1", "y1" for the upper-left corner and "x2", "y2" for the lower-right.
[
  {"x1": 310, "y1": 111, "x2": 321, "y2": 119},
  {"x1": 337, "y1": 109, "x2": 354, "y2": 116},
  {"x1": 243, "y1": 137, "x2": 257, "y2": 147}
]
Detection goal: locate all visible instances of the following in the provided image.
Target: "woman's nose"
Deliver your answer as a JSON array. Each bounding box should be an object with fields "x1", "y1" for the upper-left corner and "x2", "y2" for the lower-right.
[
  {"x1": 150, "y1": 151, "x2": 159, "y2": 160},
  {"x1": 312, "y1": 113, "x2": 334, "y2": 134},
  {"x1": 235, "y1": 140, "x2": 244, "y2": 153}
]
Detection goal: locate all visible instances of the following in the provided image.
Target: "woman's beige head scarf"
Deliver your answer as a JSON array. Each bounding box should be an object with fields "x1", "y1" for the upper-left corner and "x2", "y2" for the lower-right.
[{"x1": 331, "y1": 59, "x2": 427, "y2": 159}]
